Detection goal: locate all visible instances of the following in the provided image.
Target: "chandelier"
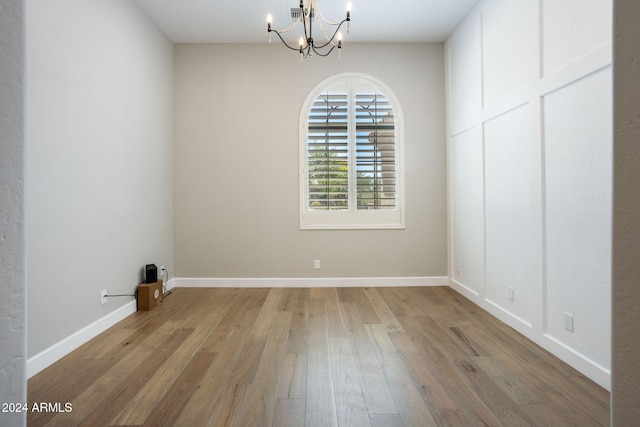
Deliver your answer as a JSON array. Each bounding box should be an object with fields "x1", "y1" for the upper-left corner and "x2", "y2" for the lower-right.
[{"x1": 267, "y1": 0, "x2": 352, "y2": 60}]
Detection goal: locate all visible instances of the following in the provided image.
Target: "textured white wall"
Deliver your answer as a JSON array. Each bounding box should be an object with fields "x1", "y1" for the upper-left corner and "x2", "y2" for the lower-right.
[
  {"x1": 612, "y1": 1, "x2": 640, "y2": 423},
  {"x1": 484, "y1": 103, "x2": 542, "y2": 326},
  {"x1": 26, "y1": 0, "x2": 174, "y2": 358},
  {"x1": 0, "y1": 0, "x2": 26, "y2": 425},
  {"x1": 446, "y1": 0, "x2": 612, "y2": 388},
  {"x1": 544, "y1": 69, "x2": 612, "y2": 368}
]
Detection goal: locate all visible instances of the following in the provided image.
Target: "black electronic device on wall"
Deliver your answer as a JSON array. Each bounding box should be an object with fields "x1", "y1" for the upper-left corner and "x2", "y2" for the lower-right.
[{"x1": 145, "y1": 264, "x2": 158, "y2": 284}]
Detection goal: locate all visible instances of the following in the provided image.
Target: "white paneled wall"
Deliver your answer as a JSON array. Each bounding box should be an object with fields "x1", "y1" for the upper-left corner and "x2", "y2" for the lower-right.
[
  {"x1": 446, "y1": 0, "x2": 612, "y2": 389},
  {"x1": 450, "y1": 126, "x2": 484, "y2": 294},
  {"x1": 544, "y1": 69, "x2": 612, "y2": 369},
  {"x1": 542, "y1": 0, "x2": 612, "y2": 77},
  {"x1": 484, "y1": 104, "x2": 542, "y2": 327},
  {"x1": 481, "y1": 0, "x2": 536, "y2": 108}
]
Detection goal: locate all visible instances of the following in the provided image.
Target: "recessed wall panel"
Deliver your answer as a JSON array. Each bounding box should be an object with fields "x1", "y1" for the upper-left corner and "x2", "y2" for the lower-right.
[
  {"x1": 450, "y1": 126, "x2": 484, "y2": 293},
  {"x1": 482, "y1": 0, "x2": 536, "y2": 108},
  {"x1": 544, "y1": 68, "x2": 612, "y2": 369},
  {"x1": 541, "y1": 0, "x2": 612, "y2": 77},
  {"x1": 447, "y1": 13, "x2": 481, "y2": 134},
  {"x1": 485, "y1": 104, "x2": 542, "y2": 324}
]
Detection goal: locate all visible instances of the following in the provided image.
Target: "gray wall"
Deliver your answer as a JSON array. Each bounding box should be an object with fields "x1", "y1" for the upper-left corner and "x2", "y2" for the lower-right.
[
  {"x1": 0, "y1": 0, "x2": 25, "y2": 425},
  {"x1": 26, "y1": 0, "x2": 174, "y2": 357},
  {"x1": 174, "y1": 43, "x2": 447, "y2": 279}
]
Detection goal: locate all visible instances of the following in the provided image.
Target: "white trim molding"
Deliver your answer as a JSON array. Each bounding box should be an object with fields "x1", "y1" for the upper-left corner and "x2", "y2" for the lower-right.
[
  {"x1": 27, "y1": 300, "x2": 137, "y2": 378},
  {"x1": 172, "y1": 276, "x2": 448, "y2": 288}
]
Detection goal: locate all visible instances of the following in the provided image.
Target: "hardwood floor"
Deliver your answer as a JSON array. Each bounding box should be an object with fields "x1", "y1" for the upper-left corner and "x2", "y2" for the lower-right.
[{"x1": 27, "y1": 287, "x2": 609, "y2": 426}]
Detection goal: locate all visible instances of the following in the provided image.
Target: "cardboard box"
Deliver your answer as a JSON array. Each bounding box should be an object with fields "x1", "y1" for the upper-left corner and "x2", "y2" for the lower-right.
[{"x1": 138, "y1": 280, "x2": 163, "y2": 311}]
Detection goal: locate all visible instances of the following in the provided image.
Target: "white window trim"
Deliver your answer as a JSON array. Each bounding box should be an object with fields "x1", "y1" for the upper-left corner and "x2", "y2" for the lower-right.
[{"x1": 299, "y1": 73, "x2": 405, "y2": 230}]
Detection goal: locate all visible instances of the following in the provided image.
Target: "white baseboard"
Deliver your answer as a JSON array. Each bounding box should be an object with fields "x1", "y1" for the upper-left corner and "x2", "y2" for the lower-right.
[
  {"x1": 448, "y1": 280, "x2": 611, "y2": 391},
  {"x1": 25, "y1": 276, "x2": 441, "y2": 377},
  {"x1": 171, "y1": 276, "x2": 449, "y2": 288},
  {"x1": 27, "y1": 300, "x2": 137, "y2": 379}
]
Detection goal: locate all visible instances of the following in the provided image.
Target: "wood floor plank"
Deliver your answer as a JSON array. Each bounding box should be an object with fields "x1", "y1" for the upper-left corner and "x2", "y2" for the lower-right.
[
  {"x1": 274, "y1": 398, "x2": 306, "y2": 427},
  {"x1": 172, "y1": 291, "x2": 267, "y2": 425},
  {"x1": 306, "y1": 297, "x2": 338, "y2": 426},
  {"x1": 341, "y1": 302, "x2": 399, "y2": 415},
  {"x1": 234, "y1": 310, "x2": 292, "y2": 427},
  {"x1": 26, "y1": 358, "x2": 115, "y2": 427},
  {"x1": 313, "y1": 287, "x2": 348, "y2": 338},
  {"x1": 285, "y1": 288, "x2": 309, "y2": 354},
  {"x1": 363, "y1": 288, "x2": 404, "y2": 332},
  {"x1": 329, "y1": 337, "x2": 370, "y2": 426},
  {"x1": 353, "y1": 288, "x2": 383, "y2": 325},
  {"x1": 369, "y1": 413, "x2": 404, "y2": 427},
  {"x1": 79, "y1": 328, "x2": 194, "y2": 426},
  {"x1": 397, "y1": 326, "x2": 502, "y2": 426},
  {"x1": 29, "y1": 320, "x2": 187, "y2": 426},
  {"x1": 379, "y1": 346, "x2": 441, "y2": 426},
  {"x1": 278, "y1": 352, "x2": 307, "y2": 400},
  {"x1": 111, "y1": 302, "x2": 230, "y2": 425},
  {"x1": 227, "y1": 337, "x2": 267, "y2": 385},
  {"x1": 27, "y1": 287, "x2": 609, "y2": 427},
  {"x1": 142, "y1": 349, "x2": 218, "y2": 426}
]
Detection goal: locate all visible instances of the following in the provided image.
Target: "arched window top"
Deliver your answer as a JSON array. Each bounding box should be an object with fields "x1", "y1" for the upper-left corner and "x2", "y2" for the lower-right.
[{"x1": 299, "y1": 73, "x2": 405, "y2": 229}]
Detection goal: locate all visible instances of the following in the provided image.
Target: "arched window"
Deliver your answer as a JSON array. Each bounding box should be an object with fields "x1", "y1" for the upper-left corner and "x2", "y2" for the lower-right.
[{"x1": 300, "y1": 73, "x2": 404, "y2": 229}]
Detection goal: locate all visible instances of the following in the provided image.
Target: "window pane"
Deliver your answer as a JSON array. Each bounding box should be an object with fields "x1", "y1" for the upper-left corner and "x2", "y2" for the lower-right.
[
  {"x1": 355, "y1": 93, "x2": 396, "y2": 210},
  {"x1": 308, "y1": 92, "x2": 349, "y2": 210}
]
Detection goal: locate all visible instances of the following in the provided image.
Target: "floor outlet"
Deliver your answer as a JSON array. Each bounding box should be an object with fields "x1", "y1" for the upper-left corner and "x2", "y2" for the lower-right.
[{"x1": 101, "y1": 290, "x2": 107, "y2": 305}]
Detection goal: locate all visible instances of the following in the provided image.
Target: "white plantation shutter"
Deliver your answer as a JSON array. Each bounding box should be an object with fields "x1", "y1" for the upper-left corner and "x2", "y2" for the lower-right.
[
  {"x1": 355, "y1": 92, "x2": 396, "y2": 210},
  {"x1": 300, "y1": 74, "x2": 404, "y2": 229},
  {"x1": 307, "y1": 92, "x2": 349, "y2": 210}
]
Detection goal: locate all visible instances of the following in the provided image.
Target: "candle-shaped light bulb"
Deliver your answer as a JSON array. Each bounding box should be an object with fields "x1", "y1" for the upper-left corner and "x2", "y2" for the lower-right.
[
  {"x1": 338, "y1": 32, "x2": 343, "y2": 58},
  {"x1": 267, "y1": 14, "x2": 272, "y2": 43},
  {"x1": 346, "y1": 2, "x2": 351, "y2": 33},
  {"x1": 299, "y1": 37, "x2": 305, "y2": 48}
]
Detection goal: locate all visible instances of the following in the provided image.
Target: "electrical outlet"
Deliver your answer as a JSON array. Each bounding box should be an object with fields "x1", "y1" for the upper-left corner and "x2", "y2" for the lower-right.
[
  {"x1": 455, "y1": 264, "x2": 461, "y2": 275},
  {"x1": 314, "y1": 259, "x2": 321, "y2": 270},
  {"x1": 563, "y1": 312, "x2": 574, "y2": 332},
  {"x1": 507, "y1": 287, "x2": 515, "y2": 301},
  {"x1": 100, "y1": 290, "x2": 107, "y2": 305}
]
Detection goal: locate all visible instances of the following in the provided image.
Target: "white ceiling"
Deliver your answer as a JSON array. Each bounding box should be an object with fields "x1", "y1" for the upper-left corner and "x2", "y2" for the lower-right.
[{"x1": 134, "y1": 0, "x2": 480, "y2": 43}]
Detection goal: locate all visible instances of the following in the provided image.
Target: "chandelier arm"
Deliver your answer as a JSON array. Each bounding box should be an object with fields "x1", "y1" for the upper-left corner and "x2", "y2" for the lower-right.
[
  {"x1": 303, "y1": 45, "x2": 313, "y2": 59},
  {"x1": 313, "y1": 19, "x2": 347, "y2": 50},
  {"x1": 270, "y1": 30, "x2": 304, "y2": 52},
  {"x1": 311, "y1": 43, "x2": 337, "y2": 57}
]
